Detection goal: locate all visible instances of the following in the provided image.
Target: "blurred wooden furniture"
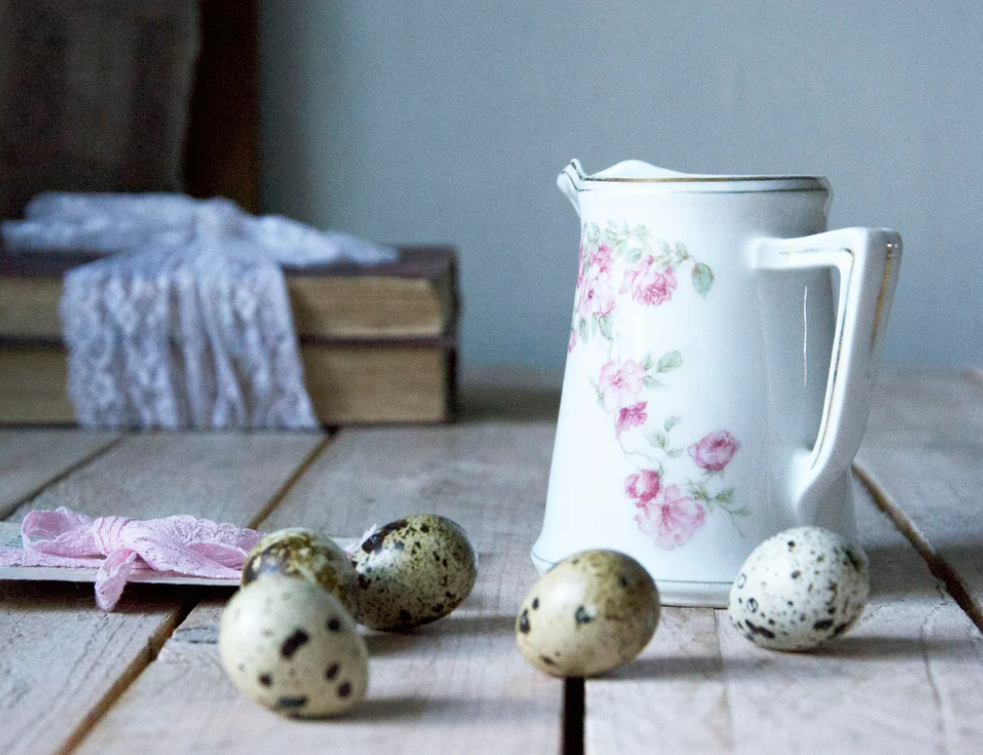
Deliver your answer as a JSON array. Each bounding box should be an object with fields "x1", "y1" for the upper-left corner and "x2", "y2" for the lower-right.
[
  {"x1": 0, "y1": 246, "x2": 458, "y2": 426},
  {"x1": 0, "y1": 0, "x2": 258, "y2": 218},
  {"x1": 0, "y1": 368, "x2": 981, "y2": 755}
]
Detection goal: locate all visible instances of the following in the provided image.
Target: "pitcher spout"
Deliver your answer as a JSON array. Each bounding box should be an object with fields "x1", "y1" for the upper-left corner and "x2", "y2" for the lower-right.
[{"x1": 557, "y1": 159, "x2": 586, "y2": 217}]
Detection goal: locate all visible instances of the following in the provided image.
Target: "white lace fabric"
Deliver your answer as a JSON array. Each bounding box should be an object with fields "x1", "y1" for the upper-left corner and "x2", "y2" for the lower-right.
[{"x1": 2, "y1": 193, "x2": 397, "y2": 429}]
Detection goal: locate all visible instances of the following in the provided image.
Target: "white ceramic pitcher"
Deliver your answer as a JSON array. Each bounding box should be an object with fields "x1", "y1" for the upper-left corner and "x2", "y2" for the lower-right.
[{"x1": 533, "y1": 159, "x2": 902, "y2": 606}]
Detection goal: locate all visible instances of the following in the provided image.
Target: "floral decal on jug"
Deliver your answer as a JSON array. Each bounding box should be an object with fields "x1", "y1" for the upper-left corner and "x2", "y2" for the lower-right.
[
  {"x1": 569, "y1": 220, "x2": 714, "y2": 353},
  {"x1": 572, "y1": 221, "x2": 746, "y2": 550}
]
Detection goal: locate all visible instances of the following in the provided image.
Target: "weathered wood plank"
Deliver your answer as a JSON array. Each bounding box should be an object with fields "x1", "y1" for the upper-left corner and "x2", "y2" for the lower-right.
[
  {"x1": 0, "y1": 429, "x2": 119, "y2": 518},
  {"x1": 858, "y1": 368, "x2": 983, "y2": 611},
  {"x1": 0, "y1": 432, "x2": 325, "y2": 755},
  {"x1": 864, "y1": 367, "x2": 983, "y2": 444},
  {"x1": 586, "y1": 478, "x2": 983, "y2": 755},
  {"x1": 72, "y1": 423, "x2": 567, "y2": 755},
  {"x1": 587, "y1": 367, "x2": 983, "y2": 754}
]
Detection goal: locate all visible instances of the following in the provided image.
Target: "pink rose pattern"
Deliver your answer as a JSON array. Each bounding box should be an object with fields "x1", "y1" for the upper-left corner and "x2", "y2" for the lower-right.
[
  {"x1": 572, "y1": 220, "x2": 743, "y2": 549},
  {"x1": 615, "y1": 401, "x2": 648, "y2": 438},
  {"x1": 568, "y1": 221, "x2": 714, "y2": 352},
  {"x1": 598, "y1": 359, "x2": 646, "y2": 412},
  {"x1": 634, "y1": 483, "x2": 707, "y2": 550},
  {"x1": 688, "y1": 431, "x2": 741, "y2": 471},
  {"x1": 625, "y1": 469, "x2": 661, "y2": 504},
  {"x1": 620, "y1": 257, "x2": 678, "y2": 306}
]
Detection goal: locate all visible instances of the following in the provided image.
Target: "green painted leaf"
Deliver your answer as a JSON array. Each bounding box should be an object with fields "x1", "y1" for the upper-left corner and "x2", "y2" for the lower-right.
[
  {"x1": 656, "y1": 350, "x2": 683, "y2": 372},
  {"x1": 597, "y1": 314, "x2": 614, "y2": 340},
  {"x1": 731, "y1": 508, "x2": 751, "y2": 517},
  {"x1": 666, "y1": 448, "x2": 684, "y2": 458},
  {"x1": 578, "y1": 318, "x2": 587, "y2": 341},
  {"x1": 642, "y1": 354, "x2": 654, "y2": 371},
  {"x1": 687, "y1": 483, "x2": 710, "y2": 502},
  {"x1": 675, "y1": 243, "x2": 689, "y2": 260},
  {"x1": 646, "y1": 430, "x2": 667, "y2": 448},
  {"x1": 691, "y1": 262, "x2": 714, "y2": 297},
  {"x1": 591, "y1": 316, "x2": 598, "y2": 337},
  {"x1": 657, "y1": 240, "x2": 672, "y2": 256},
  {"x1": 643, "y1": 375, "x2": 661, "y2": 389},
  {"x1": 664, "y1": 416, "x2": 680, "y2": 431},
  {"x1": 715, "y1": 488, "x2": 736, "y2": 504},
  {"x1": 626, "y1": 248, "x2": 643, "y2": 264}
]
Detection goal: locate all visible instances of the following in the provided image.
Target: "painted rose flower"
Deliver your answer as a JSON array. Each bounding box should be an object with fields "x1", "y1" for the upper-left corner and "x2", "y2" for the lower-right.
[
  {"x1": 625, "y1": 469, "x2": 661, "y2": 504},
  {"x1": 634, "y1": 484, "x2": 706, "y2": 549},
  {"x1": 620, "y1": 256, "x2": 678, "y2": 307},
  {"x1": 615, "y1": 401, "x2": 647, "y2": 438},
  {"x1": 578, "y1": 270, "x2": 615, "y2": 319},
  {"x1": 598, "y1": 359, "x2": 646, "y2": 412},
  {"x1": 688, "y1": 430, "x2": 741, "y2": 471},
  {"x1": 591, "y1": 243, "x2": 614, "y2": 274}
]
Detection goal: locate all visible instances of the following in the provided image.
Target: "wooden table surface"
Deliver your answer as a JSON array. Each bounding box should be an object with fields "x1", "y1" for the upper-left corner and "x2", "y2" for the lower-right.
[{"x1": 1, "y1": 367, "x2": 982, "y2": 755}]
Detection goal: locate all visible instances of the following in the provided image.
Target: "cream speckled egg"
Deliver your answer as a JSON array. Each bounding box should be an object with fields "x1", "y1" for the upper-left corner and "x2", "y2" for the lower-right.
[
  {"x1": 729, "y1": 526, "x2": 869, "y2": 651},
  {"x1": 241, "y1": 528, "x2": 358, "y2": 613},
  {"x1": 351, "y1": 514, "x2": 478, "y2": 631},
  {"x1": 516, "y1": 550, "x2": 660, "y2": 677},
  {"x1": 219, "y1": 576, "x2": 368, "y2": 718}
]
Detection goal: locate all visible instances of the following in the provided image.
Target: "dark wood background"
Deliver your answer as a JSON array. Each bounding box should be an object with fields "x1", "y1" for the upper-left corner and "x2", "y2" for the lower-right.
[{"x1": 0, "y1": 0, "x2": 258, "y2": 219}]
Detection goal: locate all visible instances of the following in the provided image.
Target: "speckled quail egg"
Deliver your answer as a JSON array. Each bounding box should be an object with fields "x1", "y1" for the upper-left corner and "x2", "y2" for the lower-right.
[
  {"x1": 351, "y1": 514, "x2": 478, "y2": 631},
  {"x1": 729, "y1": 525, "x2": 869, "y2": 651},
  {"x1": 241, "y1": 528, "x2": 358, "y2": 613},
  {"x1": 219, "y1": 575, "x2": 368, "y2": 718},
  {"x1": 515, "y1": 550, "x2": 660, "y2": 677}
]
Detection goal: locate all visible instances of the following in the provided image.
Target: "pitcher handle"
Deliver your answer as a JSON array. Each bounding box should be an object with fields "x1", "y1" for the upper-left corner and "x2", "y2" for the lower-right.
[{"x1": 753, "y1": 228, "x2": 902, "y2": 524}]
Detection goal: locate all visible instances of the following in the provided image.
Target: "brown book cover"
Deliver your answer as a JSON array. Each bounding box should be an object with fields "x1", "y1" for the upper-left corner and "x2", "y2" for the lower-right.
[
  {"x1": 0, "y1": 245, "x2": 457, "y2": 341},
  {"x1": 0, "y1": 245, "x2": 458, "y2": 426}
]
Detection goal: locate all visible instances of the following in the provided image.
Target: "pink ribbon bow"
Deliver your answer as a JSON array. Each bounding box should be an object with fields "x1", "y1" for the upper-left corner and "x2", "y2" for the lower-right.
[{"x1": 0, "y1": 507, "x2": 262, "y2": 610}]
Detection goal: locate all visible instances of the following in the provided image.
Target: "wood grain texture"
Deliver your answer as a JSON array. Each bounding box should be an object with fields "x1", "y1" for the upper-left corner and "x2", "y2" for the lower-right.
[
  {"x1": 0, "y1": 248, "x2": 455, "y2": 341},
  {"x1": 72, "y1": 423, "x2": 567, "y2": 755},
  {"x1": 0, "y1": 344, "x2": 452, "y2": 425},
  {"x1": 10, "y1": 432, "x2": 325, "y2": 525},
  {"x1": 0, "y1": 429, "x2": 118, "y2": 518},
  {"x1": 0, "y1": 345, "x2": 75, "y2": 423},
  {"x1": 0, "y1": 431, "x2": 323, "y2": 755},
  {"x1": 301, "y1": 345, "x2": 451, "y2": 424},
  {"x1": 857, "y1": 367, "x2": 983, "y2": 611},
  {"x1": 586, "y1": 476, "x2": 983, "y2": 755}
]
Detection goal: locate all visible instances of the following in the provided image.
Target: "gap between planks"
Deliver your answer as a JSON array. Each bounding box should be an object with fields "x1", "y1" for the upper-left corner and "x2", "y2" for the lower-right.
[
  {"x1": 244, "y1": 433, "x2": 334, "y2": 530},
  {"x1": 0, "y1": 432, "x2": 123, "y2": 520},
  {"x1": 66, "y1": 422, "x2": 566, "y2": 755},
  {"x1": 51, "y1": 592, "x2": 199, "y2": 755},
  {"x1": 56, "y1": 432, "x2": 337, "y2": 755},
  {"x1": 0, "y1": 431, "x2": 335, "y2": 755},
  {"x1": 854, "y1": 366, "x2": 983, "y2": 634},
  {"x1": 563, "y1": 678, "x2": 585, "y2": 755},
  {"x1": 852, "y1": 458, "x2": 983, "y2": 634}
]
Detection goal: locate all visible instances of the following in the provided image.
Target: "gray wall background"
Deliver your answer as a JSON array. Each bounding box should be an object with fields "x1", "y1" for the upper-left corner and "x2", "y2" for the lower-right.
[{"x1": 259, "y1": 1, "x2": 983, "y2": 372}]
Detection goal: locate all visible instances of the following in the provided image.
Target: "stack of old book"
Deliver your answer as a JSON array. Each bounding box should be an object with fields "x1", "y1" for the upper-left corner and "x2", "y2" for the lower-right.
[{"x1": 0, "y1": 246, "x2": 457, "y2": 425}]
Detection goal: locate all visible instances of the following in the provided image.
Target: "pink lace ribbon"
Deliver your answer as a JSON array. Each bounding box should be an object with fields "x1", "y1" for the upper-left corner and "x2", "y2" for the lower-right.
[{"x1": 0, "y1": 507, "x2": 262, "y2": 610}]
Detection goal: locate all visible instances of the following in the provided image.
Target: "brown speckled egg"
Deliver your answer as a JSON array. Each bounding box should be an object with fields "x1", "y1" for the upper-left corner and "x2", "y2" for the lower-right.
[
  {"x1": 728, "y1": 526, "x2": 869, "y2": 651},
  {"x1": 242, "y1": 528, "x2": 358, "y2": 613},
  {"x1": 351, "y1": 514, "x2": 478, "y2": 631},
  {"x1": 516, "y1": 550, "x2": 660, "y2": 677},
  {"x1": 219, "y1": 575, "x2": 368, "y2": 718}
]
